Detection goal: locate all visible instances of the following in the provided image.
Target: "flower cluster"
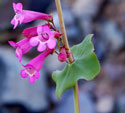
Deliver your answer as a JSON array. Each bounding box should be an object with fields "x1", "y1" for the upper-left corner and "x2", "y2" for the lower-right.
[{"x1": 9, "y1": 2, "x2": 69, "y2": 84}]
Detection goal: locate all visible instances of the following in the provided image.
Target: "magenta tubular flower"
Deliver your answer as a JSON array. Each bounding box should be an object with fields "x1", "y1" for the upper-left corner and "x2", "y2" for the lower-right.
[
  {"x1": 8, "y1": 38, "x2": 32, "y2": 62},
  {"x1": 11, "y1": 2, "x2": 52, "y2": 29},
  {"x1": 29, "y1": 25, "x2": 57, "y2": 52},
  {"x1": 23, "y1": 26, "x2": 37, "y2": 38},
  {"x1": 58, "y1": 48, "x2": 67, "y2": 62},
  {"x1": 23, "y1": 25, "x2": 62, "y2": 38},
  {"x1": 20, "y1": 49, "x2": 53, "y2": 84}
]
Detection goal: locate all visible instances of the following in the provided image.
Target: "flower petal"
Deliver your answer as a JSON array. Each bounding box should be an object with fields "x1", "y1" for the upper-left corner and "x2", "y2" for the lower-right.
[
  {"x1": 37, "y1": 25, "x2": 42, "y2": 35},
  {"x1": 35, "y1": 72, "x2": 40, "y2": 79},
  {"x1": 11, "y1": 17, "x2": 19, "y2": 29},
  {"x1": 28, "y1": 49, "x2": 53, "y2": 71},
  {"x1": 19, "y1": 15, "x2": 24, "y2": 24},
  {"x1": 8, "y1": 41, "x2": 17, "y2": 48},
  {"x1": 22, "y1": 10, "x2": 52, "y2": 22},
  {"x1": 15, "y1": 47, "x2": 23, "y2": 62},
  {"x1": 11, "y1": 18, "x2": 15, "y2": 25},
  {"x1": 16, "y1": 3, "x2": 23, "y2": 11},
  {"x1": 12, "y1": 18, "x2": 18, "y2": 29},
  {"x1": 30, "y1": 37, "x2": 39, "y2": 46},
  {"x1": 43, "y1": 25, "x2": 51, "y2": 34},
  {"x1": 29, "y1": 76, "x2": 35, "y2": 84},
  {"x1": 23, "y1": 26, "x2": 37, "y2": 38},
  {"x1": 13, "y1": 2, "x2": 17, "y2": 12},
  {"x1": 17, "y1": 38, "x2": 32, "y2": 54},
  {"x1": 37, "y1": 43, "x2": 46, "y2": 52},
  {"x1": 20, "y1": 69, "x2": 28, "y2": 78},
  {"x1": 47, "y1": 38, "x2": 56, "y2": 49}
]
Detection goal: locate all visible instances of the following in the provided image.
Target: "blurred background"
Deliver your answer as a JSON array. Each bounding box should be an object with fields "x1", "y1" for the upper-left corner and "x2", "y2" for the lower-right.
[{"x1": 0, "y1": 0, "x2": 125, "y2": 113}]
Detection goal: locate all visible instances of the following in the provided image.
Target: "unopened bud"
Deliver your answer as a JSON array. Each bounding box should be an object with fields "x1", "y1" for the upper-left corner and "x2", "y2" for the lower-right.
[{"x1": 58, "y1": 48, "x2": 67, "y2": 62}]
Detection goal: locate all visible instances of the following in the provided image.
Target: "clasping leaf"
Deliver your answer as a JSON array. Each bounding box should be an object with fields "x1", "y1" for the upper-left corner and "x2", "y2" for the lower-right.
[{"x1": 52, "y1": 34, "x2": 100, "y2": 99}]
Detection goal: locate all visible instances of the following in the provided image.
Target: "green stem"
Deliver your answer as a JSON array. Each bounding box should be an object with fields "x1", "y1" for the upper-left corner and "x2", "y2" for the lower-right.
[
  {"x1": 73, "y1": 83, "x2": 81, "y2": 113},
  {"x1": 55, "y1": 0, "x2": 80, "y2": 113}
]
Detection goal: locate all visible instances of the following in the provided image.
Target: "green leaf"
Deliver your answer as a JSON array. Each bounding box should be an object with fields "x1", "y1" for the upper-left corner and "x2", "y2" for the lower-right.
[{"x1": 52, "y1": 34, "x2": 100, "y2": 99}]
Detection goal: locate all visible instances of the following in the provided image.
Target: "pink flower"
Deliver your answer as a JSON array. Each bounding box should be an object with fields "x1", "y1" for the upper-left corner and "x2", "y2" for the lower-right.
[
  {"x1": 58, "y1": 48, "x2": 67, "y2": 62},
  {"x1": 11, "y1": 2, "x2": 52, "y2": 29},
  {"x1": 23, "y1": 25, "x2": 62, "y2": 38},
  {"x1": 23, "y1": 26, "x2": 37, "y2": 38},
  {"x1": 8, "y1": 38, "x2": 32, "y2": 62},
  {"x1": 29, "y1": 25, "x2": 57, "y2": 52},
  {"x1": 20, "y1": 49, "x2": 53, "y2": 84}
]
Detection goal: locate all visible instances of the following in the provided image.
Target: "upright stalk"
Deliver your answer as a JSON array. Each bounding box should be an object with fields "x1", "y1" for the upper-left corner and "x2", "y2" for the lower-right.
[
  {"x1": 73, "y1": 83, "x2": 81, "y2": 113},
  {"x1": 55, "y1": 0, "x2": 72, "y2": 62},
  {"x1": 55, "y1": 0, "x2": 80, "y2": 113}
]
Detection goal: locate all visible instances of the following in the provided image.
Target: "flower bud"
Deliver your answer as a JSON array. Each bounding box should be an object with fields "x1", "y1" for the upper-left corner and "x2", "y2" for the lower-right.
[{"x1": 58, "y1": 48, "x2": 67, "y2": 62}]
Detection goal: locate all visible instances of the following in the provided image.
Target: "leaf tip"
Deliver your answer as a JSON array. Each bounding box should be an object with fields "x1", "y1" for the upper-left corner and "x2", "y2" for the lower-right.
[
  {"x1": 86, "y1": 34, "x2": 94, "y2": 39},
  {"x1": 56, "y1": 91, "x2": 61, "y2": 99}
]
